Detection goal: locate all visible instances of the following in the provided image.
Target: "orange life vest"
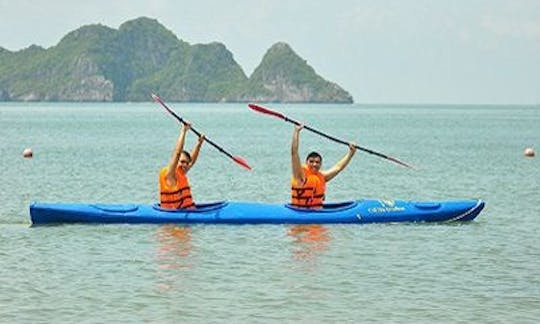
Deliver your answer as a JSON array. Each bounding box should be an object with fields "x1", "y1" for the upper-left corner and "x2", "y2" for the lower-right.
[
  {"x1": 159, "y1": 166, "x2": 194, "y2": 209},
  {"x1": 291, "y1": 165, "x2": 326, "y2": 208}
]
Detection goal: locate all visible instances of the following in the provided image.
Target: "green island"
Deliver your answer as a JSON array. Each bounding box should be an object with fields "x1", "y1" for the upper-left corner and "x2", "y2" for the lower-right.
[{"x1": 0, "y1": 17, "x2": 352, "y2": 103}]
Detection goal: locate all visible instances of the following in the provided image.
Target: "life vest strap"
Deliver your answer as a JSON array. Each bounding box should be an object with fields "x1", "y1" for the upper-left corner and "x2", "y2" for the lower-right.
[{"x1": 291, "y1": 186, "x2": 314, "y2": 191}]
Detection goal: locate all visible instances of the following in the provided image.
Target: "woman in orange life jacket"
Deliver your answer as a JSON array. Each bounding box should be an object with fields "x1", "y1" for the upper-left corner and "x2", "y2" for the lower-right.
[
  {"x1": 159, "y1": 122, "x2": 205, "y2": 209},
  {"x1": 291, "y1": 124, "x2": 357, "y2": 208}
]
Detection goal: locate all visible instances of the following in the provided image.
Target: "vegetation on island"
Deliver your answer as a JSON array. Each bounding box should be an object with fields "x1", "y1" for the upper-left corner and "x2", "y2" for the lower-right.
[{"x1": 0, "y1": 17, "x2": 352, "y2": 103}]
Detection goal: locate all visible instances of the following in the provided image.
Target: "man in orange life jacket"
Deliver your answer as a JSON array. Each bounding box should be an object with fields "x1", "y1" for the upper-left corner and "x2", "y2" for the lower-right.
[
  {"x1": 159, "y1": 123, "x2": 204, "y2": 209},
  {"x1": 291, "y1": 124, "x2": 357, "y2": 208}
]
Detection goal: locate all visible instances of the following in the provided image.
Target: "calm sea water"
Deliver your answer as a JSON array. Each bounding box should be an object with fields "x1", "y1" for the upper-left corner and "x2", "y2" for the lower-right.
[{"x1": 0, "y1": 102, "x2": 538, "y2": 323}]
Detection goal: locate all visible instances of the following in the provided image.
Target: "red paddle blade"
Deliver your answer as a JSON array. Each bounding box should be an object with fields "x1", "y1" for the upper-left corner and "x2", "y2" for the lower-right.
[
  {"x1": 151, "y1": 93, "x2": 162, "y2": 103},
  {"x1": 233, "y1": 156, "x2": 252, "y2": 170},
  {"x1": 387, "y1": 156, "x2": 416, "y2": 170},
  {"x1": 248, "y1": 103, "x2": 286, "y2": 120}
]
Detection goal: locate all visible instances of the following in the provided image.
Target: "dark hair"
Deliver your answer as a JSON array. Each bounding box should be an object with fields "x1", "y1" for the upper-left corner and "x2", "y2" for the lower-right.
[
  {"x1": 181, "y1": 150, "x2": 192, "y2": 163},
  {"x1": 306, "y1": 151, "x2": 322, "y2": 162}
]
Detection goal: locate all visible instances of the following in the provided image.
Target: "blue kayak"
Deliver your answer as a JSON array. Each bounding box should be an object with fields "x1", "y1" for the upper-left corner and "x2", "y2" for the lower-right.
[{"x1": 29, "y1": 199, "x2": 485, "y2": 225}]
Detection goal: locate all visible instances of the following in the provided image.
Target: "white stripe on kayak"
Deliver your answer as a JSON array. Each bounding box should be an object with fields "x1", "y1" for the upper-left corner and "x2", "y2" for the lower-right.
[{"x1": 446, "y1": 200, "x2": 483, "y2": 222}]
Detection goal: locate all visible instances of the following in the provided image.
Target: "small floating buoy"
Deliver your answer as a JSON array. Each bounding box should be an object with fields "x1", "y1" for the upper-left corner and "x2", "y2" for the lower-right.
[
  {"x1": 524, "y1": 147, "x2": 535, "y2": 157},
  {"x1": 22, "y1": 147, "x2": 33, "y2": 158}
]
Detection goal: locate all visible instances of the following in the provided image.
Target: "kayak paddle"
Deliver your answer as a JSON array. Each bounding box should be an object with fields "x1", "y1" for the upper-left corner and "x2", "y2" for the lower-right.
[
  {"x1": 248, "y1": 103, "x2": 414, "y2": 169},
  {"x1": 152, "y1": 94, "x2": 252, "y2": 170}
]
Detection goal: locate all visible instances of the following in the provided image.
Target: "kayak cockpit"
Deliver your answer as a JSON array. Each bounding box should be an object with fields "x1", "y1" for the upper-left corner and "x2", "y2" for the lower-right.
[
  {"x1": 285, "y1": 201, "x2": 358, "y2": 212},
  {"x1": 152, "y1": 201, "x2": 228, "y2": 213}
]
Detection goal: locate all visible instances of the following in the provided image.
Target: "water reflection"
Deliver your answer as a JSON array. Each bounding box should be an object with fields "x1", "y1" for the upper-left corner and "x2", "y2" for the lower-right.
[
  {"x1": 288, "y1": 224, "x2": 331, "y2": 260},
  {"x1": 155, "y1": 225, "x2": 193, "y2": 269},
  {"x1": 154, "y1": 225, "x2": 194, "y2": 293}
]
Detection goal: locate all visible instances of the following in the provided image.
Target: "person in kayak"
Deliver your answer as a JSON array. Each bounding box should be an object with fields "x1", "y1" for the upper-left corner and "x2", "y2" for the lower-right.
[
  {"x1": 159, "y1": 123, "x2": 204, "y2": 209},
  {"x1": 291, "y1": 124, "x2": 356, "y2": 208}
]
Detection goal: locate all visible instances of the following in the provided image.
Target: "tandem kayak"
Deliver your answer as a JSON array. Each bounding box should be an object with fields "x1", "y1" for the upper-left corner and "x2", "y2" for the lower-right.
[{"x1": 30, "y1": 199, "x2": 485, "y2": 226}]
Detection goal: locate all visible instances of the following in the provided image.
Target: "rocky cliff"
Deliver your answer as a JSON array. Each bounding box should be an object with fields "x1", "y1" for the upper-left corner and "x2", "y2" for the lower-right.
[{"x1": 0, "y1": 17, "x2": 352, "y2": 103}]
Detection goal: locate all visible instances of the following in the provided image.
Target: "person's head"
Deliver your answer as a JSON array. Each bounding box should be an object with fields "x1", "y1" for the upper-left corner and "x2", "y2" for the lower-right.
[
  {"x1": 179, "y1": 150, "x2": 192, "y2": 171},
  {"x1": 305, "y1": 151, "x2": 322, "y2": 172}
]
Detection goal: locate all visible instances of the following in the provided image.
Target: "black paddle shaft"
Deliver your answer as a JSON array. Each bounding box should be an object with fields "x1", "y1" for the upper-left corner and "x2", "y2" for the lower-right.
[
  {"x1": 161, "y1": 102, "x2": 235, "y2": 159},
  {"x1": 284, "y1": 116, "x2": 385, "y2": 158}
]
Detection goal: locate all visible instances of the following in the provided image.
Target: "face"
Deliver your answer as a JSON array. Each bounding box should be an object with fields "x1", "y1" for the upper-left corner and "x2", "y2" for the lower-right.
[
  {"x1": 306, "y1": 156, "x2": 322, "y2": 172},
  {"x1": 179, "y1": 153, "x2": 191, "y2": 171}
]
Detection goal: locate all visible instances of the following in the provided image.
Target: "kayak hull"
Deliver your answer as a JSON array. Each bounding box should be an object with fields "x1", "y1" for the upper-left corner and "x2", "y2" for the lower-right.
[{"x1": 29, "y1": 199, "x2": 485, "y2": 226}]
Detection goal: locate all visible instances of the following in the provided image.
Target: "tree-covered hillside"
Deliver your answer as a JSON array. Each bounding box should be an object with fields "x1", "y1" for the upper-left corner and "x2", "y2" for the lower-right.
[{"x1": 0, "y1": 17, "x2": 352, "y2": 103}]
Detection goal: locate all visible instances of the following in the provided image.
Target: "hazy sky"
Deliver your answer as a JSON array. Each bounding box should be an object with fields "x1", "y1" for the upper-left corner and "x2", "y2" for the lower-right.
[{"x1": 1, "y1": 0, "x2": 539, "y2": 104}]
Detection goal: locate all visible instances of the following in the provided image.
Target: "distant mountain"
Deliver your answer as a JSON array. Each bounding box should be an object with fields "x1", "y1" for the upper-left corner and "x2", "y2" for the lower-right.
[
  {"x1": 240, "y1": 42, "x2": 352, "y2": 103},
  {"x1": 0, "y1": 17, "x2": 353, "y2": 103}
]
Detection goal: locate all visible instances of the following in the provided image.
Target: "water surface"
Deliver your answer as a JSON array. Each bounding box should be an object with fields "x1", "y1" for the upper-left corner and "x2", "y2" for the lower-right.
[{"x1": 1, "y1": 103, "x2": 538, "y2": 322}]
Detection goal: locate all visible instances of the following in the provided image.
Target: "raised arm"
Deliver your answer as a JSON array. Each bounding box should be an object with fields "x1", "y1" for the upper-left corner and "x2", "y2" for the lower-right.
[
  {"x1": 321, "y1": 142, "x2": 357, "y2": 182},
  {"x1": 291, "y1": 125, "x2": 305, "y2": 185},
  {"x1": 186, "y1": 133, "x2": 205, "y2": 173},
  {"x1": 165, "y1": 123, "x2": 190, "y2": 184}
]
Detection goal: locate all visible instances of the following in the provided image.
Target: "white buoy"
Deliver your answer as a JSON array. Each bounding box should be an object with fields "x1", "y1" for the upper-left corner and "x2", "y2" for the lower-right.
[
  {"x1": 22, "y1": 147, "x2": 33, "y2": 158},
  {"x1": 524, "y1": 147, "x2": 535, "y2": 157}
]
